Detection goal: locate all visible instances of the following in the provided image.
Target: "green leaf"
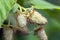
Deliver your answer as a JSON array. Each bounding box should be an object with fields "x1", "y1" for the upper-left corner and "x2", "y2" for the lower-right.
[
  {"x1": 17, "y1": 0, "x2": 31, "y2": 7},
  {"x1": 0, "y1": 0, "x2": 17, "y2": 28},
  {"x1": 30, "y1": 0, "x2": 60, "y2": 9}
]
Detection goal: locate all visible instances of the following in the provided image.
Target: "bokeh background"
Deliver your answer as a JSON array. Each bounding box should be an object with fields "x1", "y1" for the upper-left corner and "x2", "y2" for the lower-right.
[{"x1": 0, "y1": 0, "x2": 60, "y2": 40}]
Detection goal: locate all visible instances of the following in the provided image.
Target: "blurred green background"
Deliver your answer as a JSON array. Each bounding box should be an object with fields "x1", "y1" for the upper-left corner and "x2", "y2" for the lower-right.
[{"x1": 0, "y1": 0, "x2": 60, "y2": 40}]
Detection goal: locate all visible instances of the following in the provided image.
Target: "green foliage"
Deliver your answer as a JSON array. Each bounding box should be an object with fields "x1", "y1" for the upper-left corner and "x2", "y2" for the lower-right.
[
  {"x1": 17, "y1": 0, "x2": 60, "y2": 9},
  {"x1": 17, "y1": 0, "x2": 31, "y2": 7},
  {"x1": 30, "y1": 0, "x2": 60, "y2": 9},
  {"x1": 0, "y1": 0, "x2": 60, "y2": 40},
  {"x1": 0, "y1": 0, "x2": 17, "y2": 27}
]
